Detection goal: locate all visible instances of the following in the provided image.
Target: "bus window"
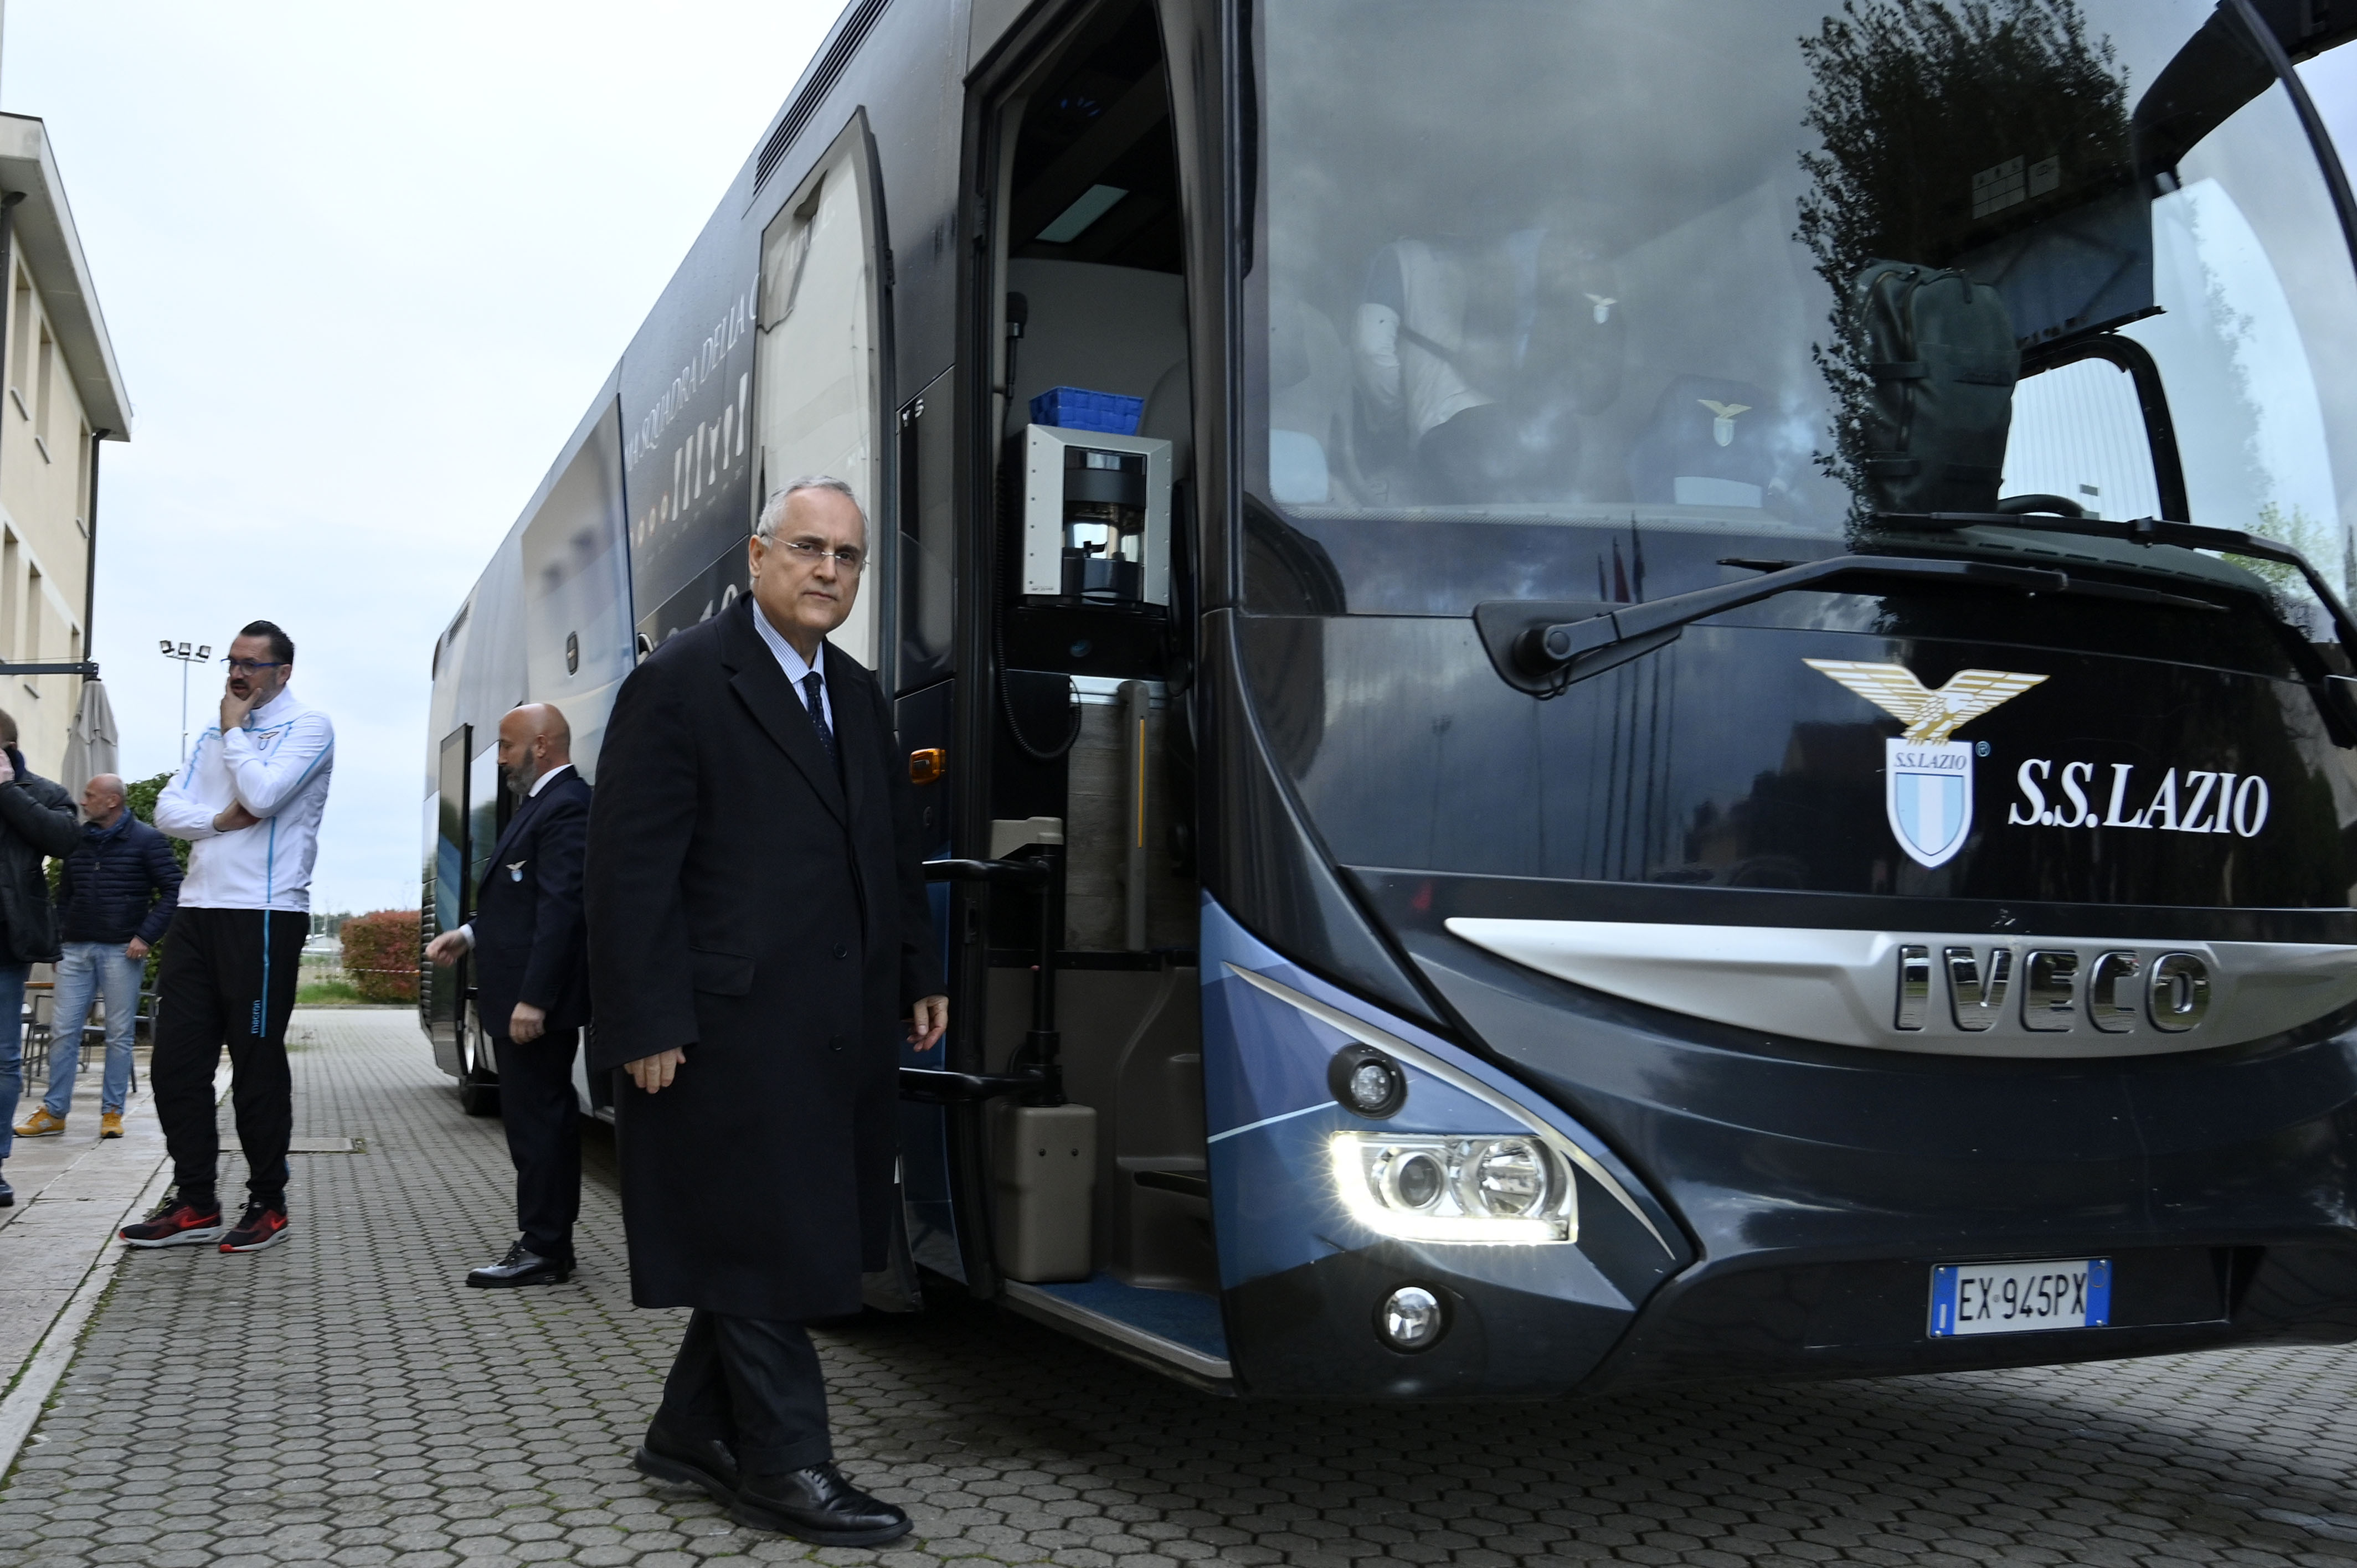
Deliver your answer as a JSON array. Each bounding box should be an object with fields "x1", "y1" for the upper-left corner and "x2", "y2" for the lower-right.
[
  {"x1": 519, "y1": 402, "x2": 631, "y2": 777},
  {"x1": 466, "y1": 740, "x2": 503, "y2": 909},
  {"x1": 1253, "y1": 0, "x2": 2357, "y2": 618},
  {"x1": 2003, "y1": 354, "x2": 2164, "y2": 521},
  {"x1": 756, "y1": 130, "x2": 884, "y2": 669},
  {"x1": 898, "y1": 374, "x2": 954, "y2": 693}
]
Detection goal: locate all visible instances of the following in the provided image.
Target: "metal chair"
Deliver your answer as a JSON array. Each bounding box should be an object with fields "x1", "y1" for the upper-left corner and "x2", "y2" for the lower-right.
[{"x1": 20, "y1": 985, "x2": 50, "y2": 1083}]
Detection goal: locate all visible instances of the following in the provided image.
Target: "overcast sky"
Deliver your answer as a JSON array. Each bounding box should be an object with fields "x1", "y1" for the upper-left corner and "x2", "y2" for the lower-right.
[
  {"x1": 1, "y1": 1, "x2": 840, "y2": 916},
  {"x1": 7, "y1": 5, "x2": 2357, "y2": 918}
]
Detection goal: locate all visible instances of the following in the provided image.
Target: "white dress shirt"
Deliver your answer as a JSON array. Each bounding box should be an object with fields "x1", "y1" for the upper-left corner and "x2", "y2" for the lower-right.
[
  {"x1": 153, "y1": 687, "x2": 336, "y2": 912},
  {"x1": 750, "y1": 604, "x2": 834, "y2": 733}
]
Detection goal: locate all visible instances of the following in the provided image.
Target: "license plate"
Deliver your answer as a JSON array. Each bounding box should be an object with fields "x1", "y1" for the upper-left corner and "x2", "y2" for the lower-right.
[{"x1": 1928, "y1": 1257, "x2": 2111, "y2": 1337}]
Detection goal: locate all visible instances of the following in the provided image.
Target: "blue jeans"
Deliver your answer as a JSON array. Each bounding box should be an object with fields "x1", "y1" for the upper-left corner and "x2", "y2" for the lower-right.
[
  {"x1": 0, "y1": 962, "x2": 32, "y2": 1162},
  {"x1": 43, "y1": 941, "x2": 142, "y2": 1118}
]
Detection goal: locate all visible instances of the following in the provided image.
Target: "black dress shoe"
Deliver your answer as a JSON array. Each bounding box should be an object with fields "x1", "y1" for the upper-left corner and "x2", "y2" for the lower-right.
[
  {"x1": 465, "y1": 1241, "x2": 571, "y2": 1287},
  {"x1": 733, "y1": 1462, "x2": 910, "y2": 1545},
  {"x1": 0, "y1": 1172, "x2": 12, "y2": 1207},
  {"x1": 634, "y1": 1419, "x2": 740, "y2": 1503}
]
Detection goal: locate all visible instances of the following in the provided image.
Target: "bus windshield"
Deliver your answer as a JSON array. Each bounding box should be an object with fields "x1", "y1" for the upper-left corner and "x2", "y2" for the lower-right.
[{"x1": 1255, "y1": 0, "x2": 2357, "y2": 618}]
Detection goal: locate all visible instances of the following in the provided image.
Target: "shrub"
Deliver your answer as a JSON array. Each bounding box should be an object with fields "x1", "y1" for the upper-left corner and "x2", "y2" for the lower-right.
[{"x1": 340, "y1": 909, "x2": 420, "y2": 1003}]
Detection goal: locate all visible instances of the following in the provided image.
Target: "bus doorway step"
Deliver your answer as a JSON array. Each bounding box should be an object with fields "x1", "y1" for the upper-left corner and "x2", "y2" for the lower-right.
[{"x1": 999, "y1": 1272, "x2": 1233, "y2": 1392}]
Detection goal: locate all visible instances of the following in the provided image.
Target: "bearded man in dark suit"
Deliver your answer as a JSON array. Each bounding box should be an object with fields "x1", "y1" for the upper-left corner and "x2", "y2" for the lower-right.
[
  {"x1": 426, "y1": 702, "x2": 592, "y2": 1287},
  {"x1": 584, "y1": 475, "x2": 945, "y2": 1548}
]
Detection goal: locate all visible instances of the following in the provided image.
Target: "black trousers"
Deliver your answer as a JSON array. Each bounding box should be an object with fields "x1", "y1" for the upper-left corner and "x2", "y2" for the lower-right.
[
  {"x1": 151, "y1": 907, "x2": 307, "y2": 1206},
  {"x1": 657, "y1": 1311, "x2": 832, "y2": 1474},
  {"x1": 495, "y1": 1027, "x2": 580, "y2": 1260}
]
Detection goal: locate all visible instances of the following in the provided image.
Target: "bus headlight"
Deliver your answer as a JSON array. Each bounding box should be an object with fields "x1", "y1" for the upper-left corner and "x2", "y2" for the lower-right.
[
  {"x1": 1330, "y1": 1133, "x2": 1573, "y2": 1243},
  {"x1": 1461, "y1": 1136, "x2": 1549, "y2": 1219}
]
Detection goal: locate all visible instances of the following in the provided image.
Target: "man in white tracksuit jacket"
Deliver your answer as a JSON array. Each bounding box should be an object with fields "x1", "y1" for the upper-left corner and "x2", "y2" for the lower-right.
[{"x1": 121, "y1": 620, "x2": 334, "y2": 1254}]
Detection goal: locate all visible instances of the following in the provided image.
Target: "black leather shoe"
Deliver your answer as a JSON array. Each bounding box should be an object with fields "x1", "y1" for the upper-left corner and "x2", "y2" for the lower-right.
[
  {"x1": 0, "y1": 1171, "x2": 12, "y2": 1207},
  {"x1": 733, "y1": 1462, "x2": 910, "y2": 1545},
  {"x1": 634, "y1": 1419, "x2": 740, "y2": 1503},
  {"x1": 465, "y1": 1241, "x2": 571, "y2": 1287}
]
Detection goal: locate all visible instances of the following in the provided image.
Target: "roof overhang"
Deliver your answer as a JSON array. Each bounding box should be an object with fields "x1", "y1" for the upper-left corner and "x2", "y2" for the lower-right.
[{"x1": 0, "y1": 115, "x2": 129, "y2": 439}]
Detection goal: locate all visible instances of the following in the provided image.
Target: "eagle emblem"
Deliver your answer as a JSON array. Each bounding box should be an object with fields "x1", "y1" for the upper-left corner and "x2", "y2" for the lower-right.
[
  {"x1": 1697, "y1": 398, "x2": 1751, "y2": 446},
  {"x1": 1805, "y1": 660, "x2": 2049, "y2": 868},
  {"x1": 1804, "y1": 661, "x2": 2048, "y2": 744}
]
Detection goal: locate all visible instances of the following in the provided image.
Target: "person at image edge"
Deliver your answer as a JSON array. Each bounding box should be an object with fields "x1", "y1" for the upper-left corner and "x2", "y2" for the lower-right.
[{"x1": 0, "y1": 709, "x2": 92, "y2": 1208}]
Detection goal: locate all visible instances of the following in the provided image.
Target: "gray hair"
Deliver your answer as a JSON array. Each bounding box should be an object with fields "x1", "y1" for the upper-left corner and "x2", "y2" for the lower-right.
[{"x1": 756, "y1": 475, "x2": 862, "y2": 542}]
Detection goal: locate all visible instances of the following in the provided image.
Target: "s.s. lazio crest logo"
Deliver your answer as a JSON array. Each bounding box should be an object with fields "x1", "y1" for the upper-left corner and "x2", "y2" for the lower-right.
[{"x1": 1804, "y1": 660, "x2": 2049, "y2": 868}]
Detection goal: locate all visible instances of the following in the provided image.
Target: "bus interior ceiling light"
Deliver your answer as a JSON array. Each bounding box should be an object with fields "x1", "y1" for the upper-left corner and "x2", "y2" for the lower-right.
[
  {"x1": 1329, "y1": 1132, "x2": 1574, "y2": 1244},
  {"x1": 1037, "y1": 184, "x2": 1128, "y2": 244}
]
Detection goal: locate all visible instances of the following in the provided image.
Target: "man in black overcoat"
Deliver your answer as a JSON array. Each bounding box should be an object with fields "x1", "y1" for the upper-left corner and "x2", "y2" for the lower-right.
[
  {"x1": 426, "y1": 702, "x2": 591, "y2": 1287},
  {"x1": 585, "y1": 475, "x2": 945, "y2": 1548}
]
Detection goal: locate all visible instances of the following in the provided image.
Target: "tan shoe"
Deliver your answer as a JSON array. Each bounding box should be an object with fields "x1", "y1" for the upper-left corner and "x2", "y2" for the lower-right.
[
  {"x1": 13, "y1": 1107, "x2": 64, "y2": 1138},
  {"x1": 99, "y1": 1111, "x2": 124, "y2": 1139}
]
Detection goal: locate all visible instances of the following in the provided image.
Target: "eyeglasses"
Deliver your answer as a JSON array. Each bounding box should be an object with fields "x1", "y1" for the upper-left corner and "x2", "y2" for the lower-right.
[
  {"x1": 777, "y1": 538, "x2": 864, "y2": 571},
  {"x1": 220, "y1": 658, "x2": 286, "y2": 675}
]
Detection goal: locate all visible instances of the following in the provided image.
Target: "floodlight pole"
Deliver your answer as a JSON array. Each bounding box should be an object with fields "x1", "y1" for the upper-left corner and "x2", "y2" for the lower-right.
[{"x1": 158, "y1": 639, "x2": 209, "y2": 766}]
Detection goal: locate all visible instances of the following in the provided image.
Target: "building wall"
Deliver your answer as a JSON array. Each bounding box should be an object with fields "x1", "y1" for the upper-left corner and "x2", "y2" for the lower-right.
[{"x1": 0, "y1": 234, "x2": 93, "y2": 782}]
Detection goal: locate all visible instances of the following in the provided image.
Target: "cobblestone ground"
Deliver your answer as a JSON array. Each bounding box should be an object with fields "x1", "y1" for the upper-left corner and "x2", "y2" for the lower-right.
[{"x1": 6, "y1": 1010, "x2": 2357, "y2": 1566}]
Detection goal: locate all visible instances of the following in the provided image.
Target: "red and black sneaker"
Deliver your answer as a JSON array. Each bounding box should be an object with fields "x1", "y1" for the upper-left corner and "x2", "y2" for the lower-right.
[
  {"x1": 120, "y1": 1195, "x2": 226, "y2": 1249},
  {"x1": 219, "y1": 1202, "x2": 291, "y2": 1254}
]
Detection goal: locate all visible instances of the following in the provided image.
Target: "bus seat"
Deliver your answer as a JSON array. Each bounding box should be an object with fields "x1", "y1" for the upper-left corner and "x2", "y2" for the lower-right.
[
  {"x1": 1268, "y1": 296, "x2": 1350, "y2": 503},
  {"x1": 1270, "y1": 430, "x2": 1331, "y2": 504},
  {"x1": 1625, "y1": 374, "x2": 1776, "y2": 508}
]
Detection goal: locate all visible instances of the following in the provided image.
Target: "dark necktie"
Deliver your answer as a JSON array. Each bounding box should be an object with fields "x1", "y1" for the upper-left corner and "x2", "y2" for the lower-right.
[{"x1": 803, "y1": 671, "x2": 839, "y2": 771}]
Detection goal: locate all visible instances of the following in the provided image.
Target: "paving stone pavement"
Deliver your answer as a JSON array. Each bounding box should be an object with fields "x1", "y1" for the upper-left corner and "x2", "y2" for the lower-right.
[{"x1": 7, "y1": 1009, "x2": 2357, "y2": 1566}]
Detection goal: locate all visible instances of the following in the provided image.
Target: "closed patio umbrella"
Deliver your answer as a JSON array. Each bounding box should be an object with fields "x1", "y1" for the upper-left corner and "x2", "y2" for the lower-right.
[{"x1": 60, "y1": 677, "x2": 120, "y2": 804}]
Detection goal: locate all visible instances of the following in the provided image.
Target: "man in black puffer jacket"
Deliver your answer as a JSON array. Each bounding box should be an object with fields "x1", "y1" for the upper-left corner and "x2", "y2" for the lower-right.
[
  {"x1": 0, "y1": 707, "x2": 90, "y2": 1207},
  {"x1": 16, "y1": 773, "x2": 181, "y2": 1142}
]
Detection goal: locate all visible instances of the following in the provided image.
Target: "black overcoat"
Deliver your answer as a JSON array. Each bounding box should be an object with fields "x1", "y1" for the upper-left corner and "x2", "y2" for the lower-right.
[
  {"x1": 471, "y1": 766, "x2": 591, "y2": 1036},
  {"x1": 584, "y1": 597, "x2": 941, "y2": 1321}
]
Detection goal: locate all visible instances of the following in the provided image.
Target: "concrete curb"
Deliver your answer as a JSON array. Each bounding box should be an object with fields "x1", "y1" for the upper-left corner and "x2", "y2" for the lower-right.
[
  {"x1": 0, "y1": 1062, "x2": 229, "y2": 1481},
  {"x1": 0, "y1": 1151, "x2": 173, "y2": 1477}
]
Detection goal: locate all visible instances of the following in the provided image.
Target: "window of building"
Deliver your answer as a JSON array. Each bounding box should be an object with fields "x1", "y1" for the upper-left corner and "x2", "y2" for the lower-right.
[
  {"x1": 36, "y1": 326, "x2": 55, "y2": 455},
  {"x1": 9, "y1": 272, "x2": 29, "y2": 414},
  {"x1": 3, "y1": 533, "x2": 21, "y2": 658}
]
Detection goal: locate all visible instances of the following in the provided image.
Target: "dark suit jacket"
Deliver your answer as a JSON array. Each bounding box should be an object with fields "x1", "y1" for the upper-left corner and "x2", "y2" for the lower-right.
[
  {"x1": 584, "y1": 597, "x2": 941, "y2": 1321},
  {"x1": 471, "y1": 766, "x2": 592, "y2": 1038}
]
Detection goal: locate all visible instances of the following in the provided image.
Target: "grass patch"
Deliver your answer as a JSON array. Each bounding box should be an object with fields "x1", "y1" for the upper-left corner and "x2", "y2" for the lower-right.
[{"x1": 296, "y1": 979, "x2": 365, "y2": 1005}]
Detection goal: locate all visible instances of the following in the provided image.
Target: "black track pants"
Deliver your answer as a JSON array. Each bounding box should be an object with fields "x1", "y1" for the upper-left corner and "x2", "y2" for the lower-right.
[{"x1": 151, "y1": 907, "x2": 308, "y2": 1206}]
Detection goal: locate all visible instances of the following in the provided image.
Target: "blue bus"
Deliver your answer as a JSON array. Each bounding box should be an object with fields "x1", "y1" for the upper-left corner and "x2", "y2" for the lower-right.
[{"x1": 425, "y1": 0, "x2": 2357, "y2": 1395}]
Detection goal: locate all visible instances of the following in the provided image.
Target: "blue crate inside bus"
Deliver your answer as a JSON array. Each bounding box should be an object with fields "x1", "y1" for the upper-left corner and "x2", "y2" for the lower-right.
[{"x1": 1029, "y1": 385, "x2": 1143, "y2": 435}]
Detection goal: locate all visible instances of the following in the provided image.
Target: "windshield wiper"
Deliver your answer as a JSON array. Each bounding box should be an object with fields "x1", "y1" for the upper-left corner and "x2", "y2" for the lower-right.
[
  {"x1": 1472, "y1": 554, "x2": 2217, "y2": 697},
  {"x1": 1876, "y1": 510, "x2": 2357, "y2": 658}
]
